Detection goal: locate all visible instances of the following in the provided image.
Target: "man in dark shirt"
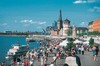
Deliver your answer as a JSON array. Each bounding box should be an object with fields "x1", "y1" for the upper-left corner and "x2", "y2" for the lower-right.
[{"x1": 17, "y1": 56, "x2": 21, "y2": 65}]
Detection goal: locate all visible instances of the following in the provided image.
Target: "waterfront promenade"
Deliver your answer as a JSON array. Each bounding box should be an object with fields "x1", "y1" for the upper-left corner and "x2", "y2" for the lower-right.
[
  {"x1": 33, "y1": 51, "x2": 100, "y2": 66},
  {"x1": 9, "y1": 51, "x2": 100, "y2": 66},
  {"x1": 2, "y1": 35, "x2": 100, "y2": 66}
]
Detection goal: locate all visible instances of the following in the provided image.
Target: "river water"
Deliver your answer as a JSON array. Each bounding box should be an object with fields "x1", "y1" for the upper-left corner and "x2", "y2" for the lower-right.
[{"x1": 0, "y1": 36, "x2": 40, "y2": 62}]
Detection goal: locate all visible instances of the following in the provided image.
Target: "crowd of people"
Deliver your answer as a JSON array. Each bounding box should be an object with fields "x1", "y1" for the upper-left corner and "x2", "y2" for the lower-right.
[{"x1": 1, "y1": 37, "x2": 99, "y2": 66}]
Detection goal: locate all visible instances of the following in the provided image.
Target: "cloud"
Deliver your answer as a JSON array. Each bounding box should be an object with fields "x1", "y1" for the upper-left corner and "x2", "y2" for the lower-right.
[
  {"x1": 20, "y1": 20, "x2": 34, "y2": 27},
  {"x1": 20, "y1": 19, "x2": 34, "y2": 24},
  {"x1": 0, "y1": 23, "x2": 8, "y2": 26},
  {"x1": 20, "y1": 19, "x2": 47, "y2": 25},
  {"x1": 88, "y1": 6, "x2": 100, "y2": 12},
  {"x1": 73, "y1": 0, "x2": 96, "y2": 4},
  {"x1": 73, "y1": 0, "x2": 86, "y2": 4},
  {"x1": 38, "y1": 21, "x2": 47, "y2": 25},
  {"x1": 20, "y1": 19, "x2": 47, "y2": 27}
]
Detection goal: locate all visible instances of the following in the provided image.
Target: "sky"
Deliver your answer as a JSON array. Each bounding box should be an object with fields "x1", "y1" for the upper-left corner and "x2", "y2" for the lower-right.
[{"x1": 0, "y1": 0, "x2": 100, "y2": 32}]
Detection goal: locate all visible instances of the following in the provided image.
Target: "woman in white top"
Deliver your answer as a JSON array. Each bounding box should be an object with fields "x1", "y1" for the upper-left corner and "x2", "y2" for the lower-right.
[
  {"x1": 64, "y1": 51, "x2": 81, "y2": 66},
  {"x1": 65, "y1": 52, "x2": 78, "y2": 66}
]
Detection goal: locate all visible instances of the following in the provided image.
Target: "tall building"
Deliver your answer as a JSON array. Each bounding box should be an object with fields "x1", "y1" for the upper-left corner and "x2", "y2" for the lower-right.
[
  {"x1": 49, "y1": 10, "x2": 89, "y2": 37},
  {"x1": 57, "y1": 20, "x2": 61, "y2": 30},
  {"x1": 92, "y1": 19, "x2": 100, "y2": 32},
  {"x1": 63, "y1": 19, "x2": 70, "y2": 36},
  {"x1": 50, "y1": 10, "x2": 70, "y2": 36},
  {"x1": 88, "y1": 18, "x2": 100, "y2": 32},
  {"x1": 50, "y1": 10, "x2": 71, "y2": 36}
]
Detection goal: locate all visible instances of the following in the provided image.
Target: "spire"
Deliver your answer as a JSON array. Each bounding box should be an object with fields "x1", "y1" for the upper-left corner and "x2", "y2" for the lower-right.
[
  {"x1": 59, "y1": 9, "x2": 62, "y2": 21},
  {"x1": 57, "y1": 9, "x2": 63, "y2": 30},
  {"x1": 59, "y1": 9, "x2": 63, "y2": 28}
]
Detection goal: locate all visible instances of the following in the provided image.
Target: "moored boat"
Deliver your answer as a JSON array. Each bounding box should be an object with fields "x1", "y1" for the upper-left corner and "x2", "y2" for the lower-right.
[{"x1": 6, "y1": 44, "x2": 29, "y2": 59}]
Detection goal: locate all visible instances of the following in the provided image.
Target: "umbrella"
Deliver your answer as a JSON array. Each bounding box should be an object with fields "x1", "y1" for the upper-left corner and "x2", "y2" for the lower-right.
[
  {"x1": 74, "y1": 39, "x2": 82, "y2": 44},
  {"x1": 83, "y1": 41, "x2": 89, "y2": 45},
  {"x1": 59, "y1": 40, "x2": 69, "y2": 46}
]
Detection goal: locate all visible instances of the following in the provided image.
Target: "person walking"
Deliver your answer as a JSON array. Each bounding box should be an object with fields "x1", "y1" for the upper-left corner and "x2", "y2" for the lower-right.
[
  {"x1": 12, "y1": 56, "x2": 16, "y2": 65},
  {"x1": 78, "y1": 46, "x2": 81, "y2": 54},
  {"x1": 92, "y1": 46, "x2": 97, "y2": 61},
  {"x1": 53, "y1": 54, "x2": 58, "y2": 66},
  {"x1": 24, "y1": 59, "x2": 29, "y2": 66},
  {"x1": 44, "y1": 56, "x2": 48, "y2": 66},
  {"x1": 96, "y1": 46, "x2": 99, "y2": 57},
  {"x1": 16, "y1": 56, "x2": 21, "y2": 65},
  {"x1": 81, "y1": 46, "x2": 85, "y2": 55},
  {"x1": 40, "y1": 56, "x2": 44, "y2": 66},
  {"x1": 29, "y1": 60, "x2": 33, "y2": 66}
]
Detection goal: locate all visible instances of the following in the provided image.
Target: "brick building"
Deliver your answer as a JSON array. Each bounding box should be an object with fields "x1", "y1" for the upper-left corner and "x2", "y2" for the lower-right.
[{"x1": 88, "y1": 18, "x2": 100, "y2": 32}]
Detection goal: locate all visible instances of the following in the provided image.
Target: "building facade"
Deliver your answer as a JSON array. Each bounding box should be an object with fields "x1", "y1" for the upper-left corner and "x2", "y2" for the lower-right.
[
  {"x1": 76, "y1": 27, "x2": 88, "y2": 34},
  {"x1": 50, "y1": 29, "x2": 59, "y2": 36},
  {"x1": 88, "y1": 21, "x2": 93, "y2": 32},
  {"x1": 88, "y1": 18, "x2": 100, "y2": 32},
  {"x1": 92, "y1": 19, "x2": 100, "y2": 32},
  {"x1": 63, "y1": 19, "x2": 70, "y2": 36},
  {"x1": 49, "y1": 10, "x2": 88, "y2": 37},
  {"x1": 51, "y1": 10, "x2": 70, "y2": 36}
]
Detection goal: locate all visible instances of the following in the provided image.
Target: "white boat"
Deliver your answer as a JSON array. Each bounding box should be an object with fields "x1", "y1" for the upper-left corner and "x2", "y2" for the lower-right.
[{"x1": 6, "y1": 44, "x2": 29, "y2": 59}]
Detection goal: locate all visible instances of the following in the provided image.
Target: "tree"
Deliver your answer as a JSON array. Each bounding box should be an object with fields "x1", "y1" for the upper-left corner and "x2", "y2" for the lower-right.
[
  {"x1": 66, "y1": 38, "x2": 74, "y2": 51},
  {"x1": 89, "y1": 38, "x2": 94, "y2": 47}
]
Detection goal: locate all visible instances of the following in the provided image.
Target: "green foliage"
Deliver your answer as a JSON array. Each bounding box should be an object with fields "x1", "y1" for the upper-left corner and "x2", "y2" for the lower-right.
[
  {"x1": 66, "y1": 38, "x2": 74, "y2": 51},
  {"x1": 67, "y1": 38, "x2": 74, "y2": 41},
  {"x1": 88, "y1": 31, "x2": 100, "y2": 36},
  {"x1": 77, "y1": 32, "x2": 88, "y2": 36},
  {"x1": 77, "y1": 31, "x2": 100, "y2": 36},
  {"x1": 66, "y1": 42, "x2": 73, "y2": 50},
  {"x1": 89, "y1": 38, "x2": 94, "y2": 47}
]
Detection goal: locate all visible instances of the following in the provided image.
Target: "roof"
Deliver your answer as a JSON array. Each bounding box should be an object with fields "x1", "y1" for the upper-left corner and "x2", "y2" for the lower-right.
[
  {"x1": 93, "y1": 18, "x2": 100, "y2": 24},
  {"x1": 76, "y1": 27, "x2": 88, "y2": 30},
  {"x1": 63, "y1": 19, "x2": 70, "y2": 24},
  {"x1": 88, "y1": 21, "x2": 93, "y2": 25}
]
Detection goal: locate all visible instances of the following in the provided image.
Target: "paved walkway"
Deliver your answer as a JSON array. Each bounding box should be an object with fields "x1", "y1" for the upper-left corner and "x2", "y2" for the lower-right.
[
  {"x1": 10, "y1": 51, "x2": 100, "y2": 66},
  {"x1": 30, "y1": 51, "x2": 100, "y2": 66},
  {"x1": 78, "y1": 51, "x2": 100, "y2": 66},
  {"x1": 33, "y1": 53, "x2": 65, "y2": 66}
]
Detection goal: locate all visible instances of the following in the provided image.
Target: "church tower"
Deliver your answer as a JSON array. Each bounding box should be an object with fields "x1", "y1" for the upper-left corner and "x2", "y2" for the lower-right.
[
  {"x1": 57, "y1": 10, "x2": 63, "y2": 30},
  {"x1": 63, "y1": 19, "x2": 70, "y2": 36},
  {"x1": 59, "y1": 9, "x2": 63, "y2": 28}
]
